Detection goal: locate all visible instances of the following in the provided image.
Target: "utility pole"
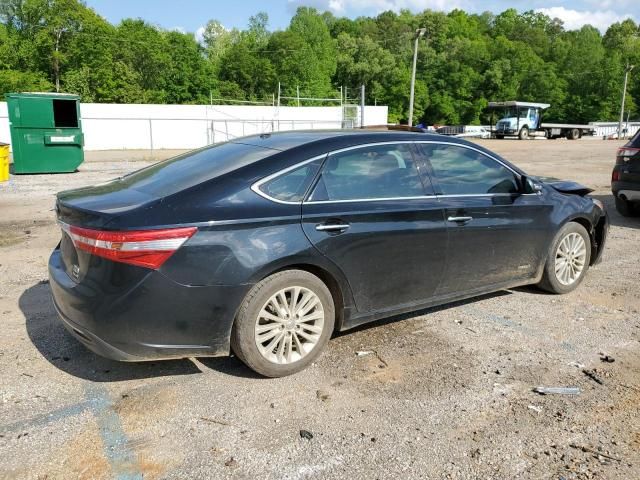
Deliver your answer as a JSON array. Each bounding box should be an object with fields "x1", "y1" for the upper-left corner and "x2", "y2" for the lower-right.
[
  {"x1": 408, "y1": 28, "x2": 426, "y2": 127},
  {"x1": 360, "y1": 84, "x2": 365, "y2": 128},
  {"x1": 277, "y1": 82, "x2": 281, "y2": 107},
  {"x1": 618, "y1": 63, "x2": 634, "y2": 140}
]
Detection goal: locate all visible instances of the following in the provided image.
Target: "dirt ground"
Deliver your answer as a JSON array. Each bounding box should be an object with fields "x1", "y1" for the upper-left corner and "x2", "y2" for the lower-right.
[{"x1": 0, "y1": 138, "x2": 639, "y2": 480}]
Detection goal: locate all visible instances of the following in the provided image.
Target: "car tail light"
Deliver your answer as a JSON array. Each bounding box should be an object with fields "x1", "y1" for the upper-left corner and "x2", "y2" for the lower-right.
[
  {"x1": 612, "y1": 170, "x2": 620, "y2": 182},
  {"x1": 616, "y1": 147, "x2": 640, "y2": 164},
  {"x1": 60, "y1": 223, "x2": 197, "y2": 269}
]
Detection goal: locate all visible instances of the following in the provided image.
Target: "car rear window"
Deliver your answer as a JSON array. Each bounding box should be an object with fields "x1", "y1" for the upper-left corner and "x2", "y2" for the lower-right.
[
  {"x1": 627, "y1": 130, "x2": 640, "y2": 148},
  {"x1": 115, "y1": 142, "x2": 277, "y2": 197},
  {"x1": 258, "y1": 158, "x2": 324, "y2": 202}
]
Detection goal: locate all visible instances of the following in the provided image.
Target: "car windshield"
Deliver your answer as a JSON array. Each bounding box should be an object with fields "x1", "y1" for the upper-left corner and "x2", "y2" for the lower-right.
[{"x1": 112, "y1": 141, "x2": 277, "y2": 197}]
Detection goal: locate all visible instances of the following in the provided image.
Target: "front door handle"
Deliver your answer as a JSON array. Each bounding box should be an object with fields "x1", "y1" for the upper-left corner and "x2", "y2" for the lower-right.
[
  {"x1": 447, "y1": 216, "x2": 473, "y2": 224},
  {"x1": 315, "y1": 223, "x2": 350, "y2": 232}
]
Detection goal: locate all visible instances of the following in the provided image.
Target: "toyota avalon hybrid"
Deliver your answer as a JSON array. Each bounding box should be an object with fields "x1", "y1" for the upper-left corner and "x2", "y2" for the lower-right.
[{"x1": 49, "y1": 131, "x2": 608, "y2": 377}]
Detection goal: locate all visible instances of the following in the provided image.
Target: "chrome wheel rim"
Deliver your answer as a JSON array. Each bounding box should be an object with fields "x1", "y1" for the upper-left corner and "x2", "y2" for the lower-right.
[
  {"x1": 554, "y1": 232, "x2": 587, "y2": 286},
  {"x1": 254, "y1": 286, "x2": 324, "y2": 365}
]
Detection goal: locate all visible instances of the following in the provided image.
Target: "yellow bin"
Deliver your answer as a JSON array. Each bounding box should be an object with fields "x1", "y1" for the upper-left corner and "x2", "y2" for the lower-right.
[{"x1": 0, "y1": 143, "x2": 9, "y2": 182}]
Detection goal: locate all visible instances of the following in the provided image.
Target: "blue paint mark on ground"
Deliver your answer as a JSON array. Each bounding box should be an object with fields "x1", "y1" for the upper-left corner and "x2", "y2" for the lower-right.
[
  {"x1": 0, "y1": 400, "x2": 94, "y2": 434},
  {"x1": 85, "y1": 383, "x2": 143, "y2": 480},
  {"x1": 1, "y1": 384, "x2": 143, "y2": 480}
]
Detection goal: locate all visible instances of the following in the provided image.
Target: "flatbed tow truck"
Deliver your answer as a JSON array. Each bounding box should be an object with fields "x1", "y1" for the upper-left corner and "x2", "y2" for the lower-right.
[{"x1": 488, "y1": 101, "x2": 595, "y2": 140}]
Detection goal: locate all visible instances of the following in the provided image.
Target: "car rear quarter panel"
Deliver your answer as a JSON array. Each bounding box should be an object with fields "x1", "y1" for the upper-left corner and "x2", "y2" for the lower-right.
[{"x1": 155, "y1": 181, "x2": 357, "y2": 311}]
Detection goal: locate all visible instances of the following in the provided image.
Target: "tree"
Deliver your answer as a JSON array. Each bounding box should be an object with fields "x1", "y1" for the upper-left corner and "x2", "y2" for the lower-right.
[
  {"x1": 1, "y1": 2, "x2": 638, "y2": 121},
  {"x1": 219, "y1": 34, "x2": 275, "y2": 100}
]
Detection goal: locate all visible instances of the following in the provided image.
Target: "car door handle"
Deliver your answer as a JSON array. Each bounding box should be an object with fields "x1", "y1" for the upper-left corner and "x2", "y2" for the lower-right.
[
  {"x1": 315, "y1": 223, "x2": 350, "y2": 232},
  {"x1": 447, "y1": 216, "x2": 473, "y2": 223}
]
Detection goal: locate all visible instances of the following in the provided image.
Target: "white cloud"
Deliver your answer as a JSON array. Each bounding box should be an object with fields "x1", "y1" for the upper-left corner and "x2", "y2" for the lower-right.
[
  {"x1": 288, "y1": 0, "x2": 463, "y2": 15},
  {"x1": 195, "y1": 26, "x2": 206, "y2": 44},
  {"x1": 535, "y1": 6, "x2": 634, "y2": 32}
]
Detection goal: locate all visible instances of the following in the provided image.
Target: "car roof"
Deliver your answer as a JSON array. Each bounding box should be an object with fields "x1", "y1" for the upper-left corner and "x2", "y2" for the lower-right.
[{"x1": 230, "y1": 129, "x2": 444, "y2": 151}]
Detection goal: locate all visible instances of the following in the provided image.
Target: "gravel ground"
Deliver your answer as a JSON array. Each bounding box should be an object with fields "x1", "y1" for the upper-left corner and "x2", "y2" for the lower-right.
[{"x1": 0, "y1": 139, "x2": 638, "y2": 480}]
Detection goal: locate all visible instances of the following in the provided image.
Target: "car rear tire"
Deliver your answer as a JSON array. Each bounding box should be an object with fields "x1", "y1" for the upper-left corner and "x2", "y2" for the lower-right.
[
  {"x1": 518, "y1": 127, "x2": 529, "y2": 140},
  {"x1": 615, "y1": 195, "x2": 636, "y2": 217},
  {"x1": 495, "y1": 134, "x2": 504, "y2": 140},
  {"x1": 538, "y1": 222, "x2": 591, "y2": 294},
  {"x1": 230, "y1": 269, "x2": 335, "y2": 377}
]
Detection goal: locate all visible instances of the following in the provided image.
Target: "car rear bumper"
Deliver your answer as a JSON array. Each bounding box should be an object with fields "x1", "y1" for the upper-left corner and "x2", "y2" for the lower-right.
[
  {"x1": 53, "y1": 298, "x2": 145, "y2": 361},
  {"x1": 611, "y1": 179, "x2": 640, "y2": 201},
  {"x1": 48, "y1": 248, "x2": 250, "y2": 361},
  {"x1": 617, "y1": 189, "x2": 640, "y2": 201}
]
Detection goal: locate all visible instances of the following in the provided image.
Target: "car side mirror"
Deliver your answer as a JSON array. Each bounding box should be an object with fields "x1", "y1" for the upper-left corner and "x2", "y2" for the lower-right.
[{"x1": 522, "y1": 176, "x2": 543, "y2": 194}]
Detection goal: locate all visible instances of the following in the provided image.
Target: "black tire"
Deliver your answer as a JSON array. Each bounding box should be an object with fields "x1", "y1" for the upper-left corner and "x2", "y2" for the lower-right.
[
  {"x1": 495, "y1": 134, "x2": 504, "y2": 139},
  {"x1": 518, "y1": 127, "x2": 529, "y2": 140},
  {"x1": 230, "y1": 269, "x2": 335, "y2": 377},
  {"x1": 538, "y1": 222, "x2": 591, "y2": 294},
  {"x1": 615, "y1": 195, "x2": 636, "y2": 217},
  {"x1": 566, "y1": 128, "x2": 581, "y2": 140}
]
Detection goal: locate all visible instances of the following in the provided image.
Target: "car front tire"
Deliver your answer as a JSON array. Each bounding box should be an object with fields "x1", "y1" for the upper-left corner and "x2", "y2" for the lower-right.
[
  {"x1": 538, "y1": 222, "x2": 591, "y2": 294},
  {"x1": 230, "y1": 269, "x2": 335, "y2": 377},
  {"x1": 519, "y1": 127, "x2": 529, "y2": 140}
]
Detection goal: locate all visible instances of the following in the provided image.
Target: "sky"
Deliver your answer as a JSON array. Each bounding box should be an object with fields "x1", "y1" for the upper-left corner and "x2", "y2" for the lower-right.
[{"x1": 83, "y1": 0, "x2": 639, "y2": 37}]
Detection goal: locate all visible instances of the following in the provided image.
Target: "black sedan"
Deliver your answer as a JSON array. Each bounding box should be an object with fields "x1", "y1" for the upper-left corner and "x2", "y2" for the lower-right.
[{"x1": 49, "y1": 131, "x2": 608, "y2": 377}]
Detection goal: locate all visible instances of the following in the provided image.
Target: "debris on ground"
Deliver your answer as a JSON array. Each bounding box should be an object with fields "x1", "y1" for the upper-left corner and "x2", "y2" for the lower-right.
[
  {"x1": 224, "y1": 457, "x2": 238, "y2": 468},
  {"x1": 355, "y1": 349, "x2": 388, "y2": 367},
  {"x1": 600, "y1": 355, "x2": 615, "y2": 363},
  {"x1": 569, "y1": 443, "x2": 622, "y2": 462},
  {"x1": 568, "y1": 361, "x2": 585, "y2": 369},
  {"x1": 582, "y1": 369, "x2": 604, "y2": 385},
  {"x1": 316, "y1": 390, "x2": 330, "y2": 402},
  {"x1": 356, "y1": 350, "x2": 374, "y2": 356},
  {"x1": 533, "y1": 387, "x2": 581, "y2": 395},
  {"x1": 528, "y1": 405, "x2": 542, "y2": 413},
  {"x1": 200, "y1": 417, "x2": 233, "y2": 427},
  {"x1": 300, "y1": 429, "x2": 314, "y2": 440}
]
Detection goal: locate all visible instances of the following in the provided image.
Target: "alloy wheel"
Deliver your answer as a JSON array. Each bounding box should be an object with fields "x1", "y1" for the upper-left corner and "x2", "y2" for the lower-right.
[
  {"x1": 254, "y1": 286, "x2": 325, "y2": 364},
  {"x1": 554, "y1": 232, "x2": 587, "y2": 286}
]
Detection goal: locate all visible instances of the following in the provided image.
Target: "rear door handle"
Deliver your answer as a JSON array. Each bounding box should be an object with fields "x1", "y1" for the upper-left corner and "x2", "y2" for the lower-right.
[
  {"x1": 447, "y1": 216, "x2": 473, "y2": 224},
  {"x1": 315, "y1": 223, "x2": 350, "y2": 232}
]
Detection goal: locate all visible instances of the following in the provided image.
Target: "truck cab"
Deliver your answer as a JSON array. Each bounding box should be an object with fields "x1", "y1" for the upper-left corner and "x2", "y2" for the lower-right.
[{"x1": 489, "y1": 101, "x2": 549, "y2": 140}]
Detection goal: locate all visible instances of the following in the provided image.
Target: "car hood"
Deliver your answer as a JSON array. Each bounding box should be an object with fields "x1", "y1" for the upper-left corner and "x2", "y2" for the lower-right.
[{"x1": 537, "y1": 177, "x2": 594, "y2": 196}]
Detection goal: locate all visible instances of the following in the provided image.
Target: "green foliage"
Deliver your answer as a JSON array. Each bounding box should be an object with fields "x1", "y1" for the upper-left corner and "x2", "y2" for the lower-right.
[{"x1": 0, "y1": 0, "x2": 638, "y2": 123}]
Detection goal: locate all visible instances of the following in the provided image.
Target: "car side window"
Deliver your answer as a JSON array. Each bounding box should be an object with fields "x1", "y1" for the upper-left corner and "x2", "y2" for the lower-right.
[
  {"x1": 309, "y1": 144, "x2": 426, "y2": 202},
  {"x1": 423, "y1": 144, "x2": 519, "y2": 195},
  {"x1": 258, "y1": 158, "x2": 323, "y2": 202}
]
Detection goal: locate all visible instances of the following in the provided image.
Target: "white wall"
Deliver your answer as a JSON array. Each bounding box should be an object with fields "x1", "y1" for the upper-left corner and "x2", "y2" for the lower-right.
[
  {"x1": 0, "y1": 102, "x2": 9, "y2": 147},
  {"x1": 590, "y1": 121, "x2": 640, "y2": 138},
  {"x1": 0, "y1": 102, "x2": 388, "y2": 151}
]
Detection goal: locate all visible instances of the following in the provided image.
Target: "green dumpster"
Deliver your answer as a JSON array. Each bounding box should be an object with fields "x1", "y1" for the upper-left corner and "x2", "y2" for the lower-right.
[{"x1": 5, "y1": 92, "x2": 84, "y2": 174}]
